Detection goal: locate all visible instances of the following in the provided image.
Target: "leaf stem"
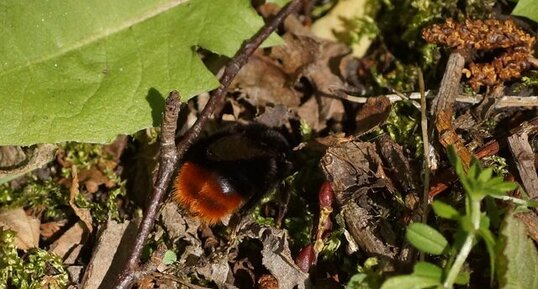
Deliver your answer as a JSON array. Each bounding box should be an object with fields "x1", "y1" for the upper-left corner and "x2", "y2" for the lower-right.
[{"x1": 443, "y1": 200, "x2": 480, "y2": 289}]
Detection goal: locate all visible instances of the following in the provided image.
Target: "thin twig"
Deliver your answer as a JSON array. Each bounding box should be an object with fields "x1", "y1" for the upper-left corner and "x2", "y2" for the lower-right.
[
  {"x1": 343, "y1": 92, "x2": 538, "y2": 108},
  {"x1": 113, "y1": 1, "x2": 303, "y2": 288},
  {"x1": 418, "y1": 69, "x2": 430, "y2": 225},
  {"x1": 418, "y1": 69, "x2": 429, "y2": 262},
  {"x1": 176, "y1": 0, "x2": 303, "y2": 159},
  {"x1": 115, "y1": 91, "x2": 181, "y2": 289}
]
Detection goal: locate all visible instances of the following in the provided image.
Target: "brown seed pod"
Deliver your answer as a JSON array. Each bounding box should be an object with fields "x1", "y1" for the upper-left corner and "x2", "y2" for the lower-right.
[{"x1": 422, "y1": 18, "x2": 535, "y2": 90}]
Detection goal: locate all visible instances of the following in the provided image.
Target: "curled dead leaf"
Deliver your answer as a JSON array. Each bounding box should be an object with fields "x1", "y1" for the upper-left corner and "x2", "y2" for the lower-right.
[
  {"x1": 69, "y1": 166, "x2": 93, "y2": 233},
  {"x1": 0, "y1": 207, "x2": 40, "y2": 250}
]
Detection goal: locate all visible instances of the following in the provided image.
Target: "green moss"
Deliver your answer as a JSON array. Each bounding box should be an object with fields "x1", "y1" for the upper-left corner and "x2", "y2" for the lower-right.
[
  {"x1": 383, "y1": 101, "x2": 423, "y2": 157},
  {"x1": 521, "y1": 70, "x2": 538, "y2": 88},
  {"x1": 1, "y1": 142, "x2": 126, "y2": 223},
  {"x1": 63, "y1": 142, "x2": 127, "y2": 222},
  {"x1": 0, "y1": 229, "x2": 68, "y2": 289},
  {"x1": 481, "y1": 156, "x2": 509, "y2": 178},
  {"x1": 333, "y1": 15, "x2": 379, "y2": 47},
  {"x1": 0, "y1": 180, "x2": 70, "y2": 221}
]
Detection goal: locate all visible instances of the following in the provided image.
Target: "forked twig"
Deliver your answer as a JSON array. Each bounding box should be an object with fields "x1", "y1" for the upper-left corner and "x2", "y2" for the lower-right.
[{"x1": 113, "y1": 1, "x2": 303, "y2": 288}]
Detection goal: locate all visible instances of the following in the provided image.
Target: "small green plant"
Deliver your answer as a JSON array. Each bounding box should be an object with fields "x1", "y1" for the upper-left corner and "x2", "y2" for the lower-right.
[
  {"x1": 0, "y1": 180, "x2": 70, "y2": 220},
  {"x1": 384, "y1": 101, "x2": 423, "y2": 157},
  {"x1": 0, "y1": 229, "x2": 68, "y2": 289},
  {"x1": 346, "y1": 257, "x2": 384, "y2": 289},
  {"x1": 62, "y1": 142, "x2": 127, "y2": 222},
  {"x1": 378, "y1": 146, "x2": 531, "y2": 289}
]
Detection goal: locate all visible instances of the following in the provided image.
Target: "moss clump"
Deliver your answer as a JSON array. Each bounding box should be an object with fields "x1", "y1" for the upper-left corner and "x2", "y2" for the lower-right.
[{"x1": 0, "y1": 229, "x2": 68, "y2": 289}]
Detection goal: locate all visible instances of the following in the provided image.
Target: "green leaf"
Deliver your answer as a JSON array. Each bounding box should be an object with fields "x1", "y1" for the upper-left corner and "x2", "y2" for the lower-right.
[
  {"x1": 485, "y1": 197, "x2": 502, "y2": 228},
  {"x1": 498, "y1": 213, "x2": 538, "y2": 289},
  {"x1": 345, "y1": 258, "x2": 383, "y2": 289},
  {"x1": 432, "y1": 200, "x2": 460, "y2": 220},
  {"x1": 346, "y1": 273, "x2": 368, "y2": 289},
  {"x1": 0, "y1": 0, "x2": 281, "y2": 145},
  {"x1": 447, "y1": 146, "x2": 465, "y2": 179},
  {"x1": 527, "y1": 199, "x2": 538, "y2": 208},
  {"x1": 414, "y1": 258, "x2": 469, "y2": 286},
  {"x1": 380, "y1": 275, "x2": 441, "y2": 289},
  {"x1": 459, "y1": 215, "x2": 474, "y2": 233},
  {"x1": 467, "y1": 160, "x2": 480, "y2": 181},
  {"x1": 454, "y1": 270, "x2": 470, "y2": 285},
  {"x1": 479, "y1": 215, "x2": 497, "y2": 285},
  {"x1": 512, "y1": 0, "x2": 538, "y2": 23},
  {"x1": 162, "y1": 250, "x2": 177, "y2": 265},
  {"x1": 477, "y1": 167, "x2": 493, "y2": 184},
  {"x1": 488, "y1": 181, "x2": 518, "y2": 196},
  {"x1": 412, "y1": 262, "x2": 442, "y2": 280},
  {"x1": 406, "y1": 223, "x2": 448, "y2": 255}
]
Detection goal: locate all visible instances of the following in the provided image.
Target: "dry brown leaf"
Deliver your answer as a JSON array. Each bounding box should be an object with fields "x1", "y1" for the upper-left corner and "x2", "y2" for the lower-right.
[
  {"x1": 0, "y1": 207, "x2": 40, "y2": 250},
  {"x1": 40, "y1": 219, "x2": 67, "y2": 239},
  {"x1": 0, "y1": 146, "x2": 26, "y2": 168},
  {"x1": 302, "y1": 41, "x2": 350, "y2": 98},
  {"x1": 78, "y1": 167, "x2": 108, "y2": 193},
  {"x1": 231, "y1": 52, "x2": 301, "y2": 108},
  {"x1": 230, "y1": 11, "x2": 350, "y2": 132},
  {"x1": 196, "y1": 257, "x2": 232, "y2": 287},
  {"x1": 50, "y1": 222, "x2": 85, "y2": 262},
  {"x1": 319, "y1": 97, "x2": 345, "y2": 130},
  {"x1": 160, "y1": 202, "x2": 187, "y2": 240},
  {"x1": 101, "y1": 135, "x2": 128, "y2": 162},
  {"x1": 271, "y1": 32, "x2": 350, "y2": 99},
  {"x1": 69, "y1": 166, "x2": 93, "y2": 233},
  {"x1": 232, "y1": 258, "x2": 256, "y2": 288},
  {"x1": 321, "y1": 140, "x2": 399, "y2": 271},
  {"x1": 243, "y1": 224, "x2": 309, "y2": 289},
  {"x1": 355, "y1": 96, "x2": 391, "y2": 135},
  {"x1": 271, "y1": 33, "x2": 319, "y2": 75},
  {"x1": 273, "y1": 33, "x2": 349, "y2": 129},
  {"x1": 0, "y1": 144, "x2": 57, "y2": 179},
  {"x1": 255, "y1": 104, "x2": 294, "y2": 128}
]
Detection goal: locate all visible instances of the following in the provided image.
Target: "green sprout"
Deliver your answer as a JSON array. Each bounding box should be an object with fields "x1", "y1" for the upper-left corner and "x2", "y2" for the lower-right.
[{"x1": 380, "y1": 146, "x2": 533, "y2": 289}]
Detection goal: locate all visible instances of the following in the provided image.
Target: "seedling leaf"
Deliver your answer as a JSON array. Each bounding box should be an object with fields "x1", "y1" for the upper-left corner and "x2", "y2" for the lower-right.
[
  {"x1": 479, "y1": 215, "x2": 496, "y2": 284},
  {"x1": 406, "y1": 223, "x2": 448, "y2": 255},
  {"x1": 412, "y1": 262, "x2": 442, "y2": 280},
  {"x1": 432, "y1": 200, "x2": 460, "y2": 220},
  {"x1": 380, "y1": 275, "x2": 441, "y2": 289},
  {"x1": 488, "y1": 181, "x2": 518, "y2": 196}
]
